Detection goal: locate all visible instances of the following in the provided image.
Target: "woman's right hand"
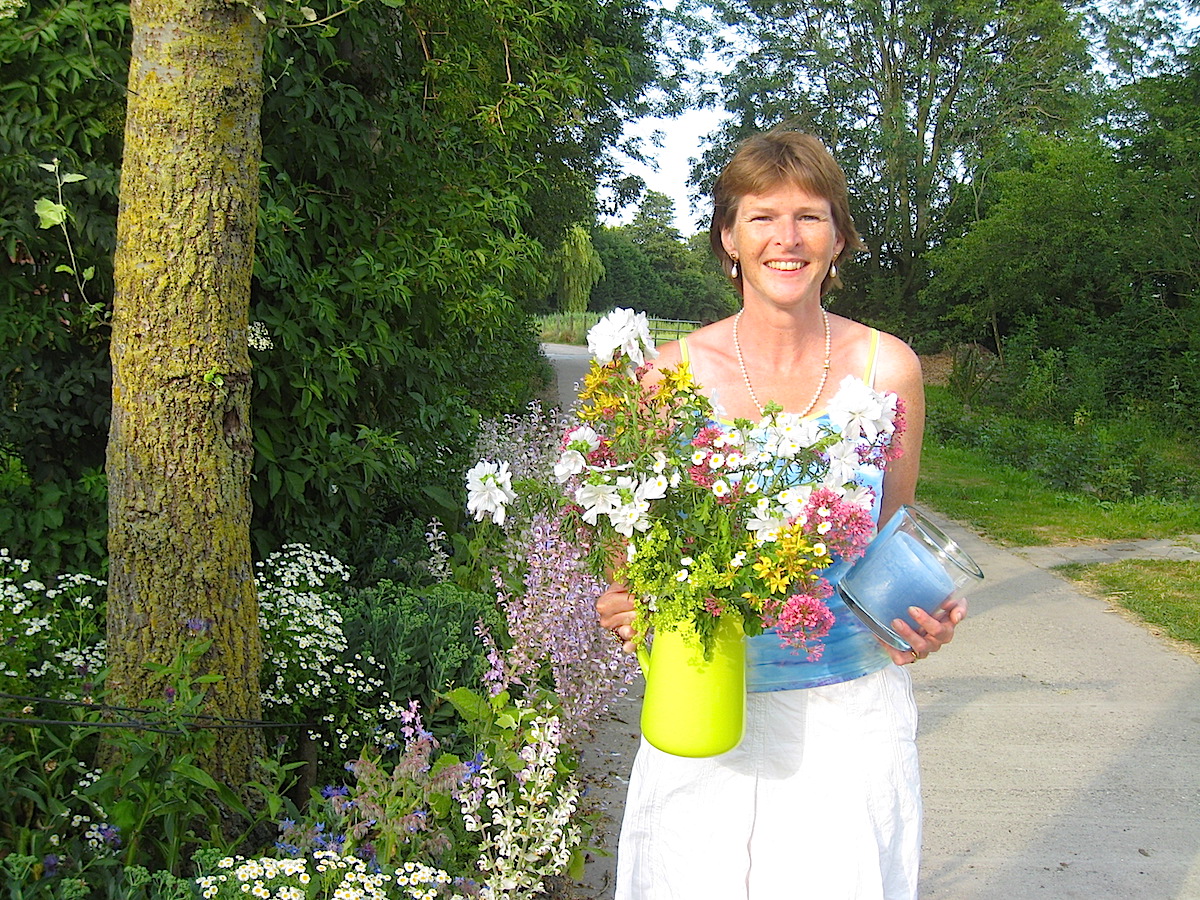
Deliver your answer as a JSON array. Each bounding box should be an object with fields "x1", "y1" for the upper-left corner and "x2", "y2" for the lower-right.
[{"x1": 597, "y1": 582, "x2": 637, "y2": 655}]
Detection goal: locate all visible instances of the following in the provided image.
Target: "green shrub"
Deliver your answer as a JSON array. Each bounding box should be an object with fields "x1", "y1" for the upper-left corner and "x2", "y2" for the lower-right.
[
  {"x1": 342, "y1": 581, "x2": 506, "y2": 738},
  {"x1": 924, "y1": 388, "x2": 1200, "y2": 503}
]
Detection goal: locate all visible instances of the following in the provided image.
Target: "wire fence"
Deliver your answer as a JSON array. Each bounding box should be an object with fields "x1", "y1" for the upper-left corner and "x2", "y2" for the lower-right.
[{"x1": 648, "y1": 318, "x2": 699, "y2": 345}]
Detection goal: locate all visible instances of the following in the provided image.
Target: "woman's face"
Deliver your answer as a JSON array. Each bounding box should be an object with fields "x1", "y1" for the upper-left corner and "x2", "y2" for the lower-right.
[{"x1": 721, "y1": 182, "x2": 844, "y2": 309}]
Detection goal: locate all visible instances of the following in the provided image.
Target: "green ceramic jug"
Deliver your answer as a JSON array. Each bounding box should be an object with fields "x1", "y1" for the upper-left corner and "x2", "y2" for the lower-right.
[{"x1": 637, "y1": 615, "x2": 746, "y2": 758}]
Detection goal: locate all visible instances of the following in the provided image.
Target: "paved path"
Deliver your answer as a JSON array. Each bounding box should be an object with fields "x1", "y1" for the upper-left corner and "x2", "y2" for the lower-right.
[{"x1": 542, "y1": 345, "x2": 1200, "y2": 900}]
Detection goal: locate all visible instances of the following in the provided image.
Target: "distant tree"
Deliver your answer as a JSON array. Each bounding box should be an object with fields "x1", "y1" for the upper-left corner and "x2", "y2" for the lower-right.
[
  {"x1": 591, "y1": 225, "x2": 670, "y2": 313},
  {"x1": 550, "y1": 224, "x2": 606, "y2": 314},
  {"x1": 921, "y1": 135, "x2": 1122, "y2": 353},
  {"x1": 1107, "y1": 41, "x2": 1200, "y2": 308},
  {"x1": 591, "y1": 192, "x2": 738, "y2": 321},
  {"x1": 699, "y1": 0, "x2": 1093, "y2": 323}
]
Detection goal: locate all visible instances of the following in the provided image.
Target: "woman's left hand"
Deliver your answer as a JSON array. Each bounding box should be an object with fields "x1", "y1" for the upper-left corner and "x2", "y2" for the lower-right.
[{"x1": 884, "y1": 594, "x2": 968, "y2": 666}]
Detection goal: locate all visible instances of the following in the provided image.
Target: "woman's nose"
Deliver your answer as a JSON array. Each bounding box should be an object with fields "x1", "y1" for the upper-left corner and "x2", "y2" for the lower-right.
[{"x1": 772, "y1": 217, "x2": 800, "y2": 246}]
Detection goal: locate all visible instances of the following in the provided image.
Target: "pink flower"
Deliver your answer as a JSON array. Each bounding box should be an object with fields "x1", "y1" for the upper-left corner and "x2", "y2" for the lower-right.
[{"x1": 768, "y1": 582, "x2": 835, "y2": 661}]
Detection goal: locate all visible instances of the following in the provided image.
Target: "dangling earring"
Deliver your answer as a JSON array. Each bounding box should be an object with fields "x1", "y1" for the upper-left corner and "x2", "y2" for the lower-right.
[
  {"x1": 730, "y1": 255, "x2": 740, "y2": 279},
  {"x1": 829, "y1": 258, "x2": 839, "y2": 280}
]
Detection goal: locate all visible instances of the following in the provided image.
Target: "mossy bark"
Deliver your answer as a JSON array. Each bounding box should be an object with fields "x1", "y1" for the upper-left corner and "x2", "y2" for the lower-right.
[{"x1": 107, "y1": 0, "x2": 267, "y2": 786}]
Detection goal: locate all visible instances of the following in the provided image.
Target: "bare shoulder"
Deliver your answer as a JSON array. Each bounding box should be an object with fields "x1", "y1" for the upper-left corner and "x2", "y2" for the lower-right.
[
  {"x1": 874, "y1": 330, "x2": 923, "y2": 388},
  {"x1": 678, "y1": 317, "x2": 735, "y2": 355},
  {"x1": 829, "y1": 315, "x2": 922, "y2": 398}
]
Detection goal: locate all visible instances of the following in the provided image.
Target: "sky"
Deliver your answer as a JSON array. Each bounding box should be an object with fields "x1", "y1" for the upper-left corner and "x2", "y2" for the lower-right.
[{"x1": 607, "y1": 107, "x2": 726, "y2": 237}]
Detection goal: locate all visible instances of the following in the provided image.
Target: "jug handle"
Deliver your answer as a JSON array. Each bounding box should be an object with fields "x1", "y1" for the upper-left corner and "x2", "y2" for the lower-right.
[{"x1": 632, "y1": 612, "x2": 651, "y2": 675}]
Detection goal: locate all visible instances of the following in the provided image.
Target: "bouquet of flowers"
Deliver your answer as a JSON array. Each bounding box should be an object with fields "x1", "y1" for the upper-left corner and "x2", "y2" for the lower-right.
[{"x1": 467, "y1": 309, "x2": 904, "y2": 660}]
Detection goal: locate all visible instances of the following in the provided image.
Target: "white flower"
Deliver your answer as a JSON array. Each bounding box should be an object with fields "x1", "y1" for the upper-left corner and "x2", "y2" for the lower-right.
[
  {"x1": 564, "y1": 424, "x2": 601, "y2": 453},
  {"x1": 842, "y1": 483, "x2": 877, "y2": 509},
  {"x1": 746, "y1": 501, "x2": 788, "y2": 542},
  {"x1": 650, "y1": 451, "x2": 671, "y2": 475},
  {"x1": 609, "y1": 500, "x2": 651, "y2": 537},
  {"x1": 637, "y1": 474, "x2": 669, "y2": 502},
  {"x1": 824, "y1": 439, "x2": 863, "y2": 485},
  {"x1": 714, "y1": 428, "x2": 744, "y2": 448},
  {"x1": 586, "y1": 308, "x2": 659, "y2": 366},
  {"x1": 712, "y1": 478, "x2": 731, "y2": 499},
  {"x1": 553, "y1": 450, "x2": 588, "y2": 483},
  {"x1": 827, "y1": 375, "x2": 896, "y2": 443},
  {"x1": 466, "y1": 460, "x2": 517, "y2": 525},
  {"x1": 775, "y1": 485, "x2": 812, "y2": 516},
  {"x1": 574, "y1": 481, "x2": 620, "y2": 525}
]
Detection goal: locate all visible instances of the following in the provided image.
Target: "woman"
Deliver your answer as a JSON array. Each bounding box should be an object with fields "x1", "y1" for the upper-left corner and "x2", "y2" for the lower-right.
[{"x1": 596, "y1": 130, "x2": 967, "y2": 898}]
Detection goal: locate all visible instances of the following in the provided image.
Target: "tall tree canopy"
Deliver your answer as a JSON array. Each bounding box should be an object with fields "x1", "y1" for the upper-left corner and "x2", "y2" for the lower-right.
[
  {"x1": 698, "y1": 0, "x2": 1093, "y2": 326},
  {"x1": 921, "y1": 41, "x2": 1200, "y2": 424},
  {"x1": 0, "y1": 0, "x2": 663, "y2": 573}
]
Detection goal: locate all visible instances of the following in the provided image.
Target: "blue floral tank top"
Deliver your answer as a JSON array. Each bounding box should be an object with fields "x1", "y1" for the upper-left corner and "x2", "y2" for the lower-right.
[{"x1": 678, "y1": 333, "x2": 893, "y2": 691}]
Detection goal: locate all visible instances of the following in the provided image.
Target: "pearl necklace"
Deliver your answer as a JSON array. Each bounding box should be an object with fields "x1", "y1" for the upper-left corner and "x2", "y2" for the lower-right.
[{"x1": 732, "y1": 307, "x2": 831, "y2": 418}]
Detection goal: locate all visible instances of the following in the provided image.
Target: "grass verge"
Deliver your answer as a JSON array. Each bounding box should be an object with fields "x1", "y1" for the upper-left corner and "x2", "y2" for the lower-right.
[
  {"x1": 1056, "y1": 559, "x2": 1200, "y2": 655},
  {"x1": 919, "y1": 438, "x2": 1200, "y2": 654},
  {"x1": 918, "y1": 442, "x2": 1200, "y2": 546}
]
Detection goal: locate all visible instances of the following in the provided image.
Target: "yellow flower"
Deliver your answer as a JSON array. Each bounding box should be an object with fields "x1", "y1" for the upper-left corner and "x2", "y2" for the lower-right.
[{"x1": 660, "y1": 364, "x2": 694, "y2": 393}]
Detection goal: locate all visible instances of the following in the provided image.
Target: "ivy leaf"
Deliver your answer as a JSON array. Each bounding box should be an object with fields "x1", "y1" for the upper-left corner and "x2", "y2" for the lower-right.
[{"x1": 34, "y1": 198, "x2": 67, "y2": 229}]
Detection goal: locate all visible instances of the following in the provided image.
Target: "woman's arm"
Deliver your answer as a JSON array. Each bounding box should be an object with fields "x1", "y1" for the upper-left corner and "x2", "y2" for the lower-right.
[{"x1": 873, "y1": 333, "x2": 966, "y2": 665}]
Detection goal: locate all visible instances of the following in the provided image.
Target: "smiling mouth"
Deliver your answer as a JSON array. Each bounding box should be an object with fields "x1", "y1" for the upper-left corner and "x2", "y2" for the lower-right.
[{"x1": 765, "y1": 260, "x2": 806, "y2": 271}]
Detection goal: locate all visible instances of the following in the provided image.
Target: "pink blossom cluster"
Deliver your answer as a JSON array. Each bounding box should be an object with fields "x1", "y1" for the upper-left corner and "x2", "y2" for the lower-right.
[
  {"x1": 767, "y1": 582, "x2": 836, "y2": 660},
  {"x1": 801, "y1": 487, "x2": 878, "y2": 564},
  {"x1": 687, "y1": 425, "x2": 729, "y2": 491},
  {"x1": 855, "y1": 396, "x2": 908, "y2": 467}
]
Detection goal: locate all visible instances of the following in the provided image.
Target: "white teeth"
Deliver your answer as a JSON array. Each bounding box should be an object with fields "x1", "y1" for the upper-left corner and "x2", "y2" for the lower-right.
[{"x1": 766, "y1": 260, "x2": 805, "y2": 270}]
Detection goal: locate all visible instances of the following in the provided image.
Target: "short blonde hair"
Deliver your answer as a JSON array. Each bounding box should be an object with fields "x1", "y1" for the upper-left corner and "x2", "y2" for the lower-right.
[{"x1": 709, "y1": 130, "x2": 864, "y2": 295}]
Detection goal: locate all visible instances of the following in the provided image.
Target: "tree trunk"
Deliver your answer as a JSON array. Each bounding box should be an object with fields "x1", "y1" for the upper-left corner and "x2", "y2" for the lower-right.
[{"x1": 106, "y1": 0, "x2": 267, "y2": 786}]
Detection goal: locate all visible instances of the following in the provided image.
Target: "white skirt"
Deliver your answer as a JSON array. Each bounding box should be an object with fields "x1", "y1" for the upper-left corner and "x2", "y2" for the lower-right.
[{"x1": 615, "y1": 665, "x2": 922, "y2": 900}]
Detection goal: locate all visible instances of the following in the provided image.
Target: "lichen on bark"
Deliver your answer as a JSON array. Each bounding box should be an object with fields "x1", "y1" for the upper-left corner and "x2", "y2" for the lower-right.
[{"x1": 107, "y1": 0, "x2": 268, "y2": 788}]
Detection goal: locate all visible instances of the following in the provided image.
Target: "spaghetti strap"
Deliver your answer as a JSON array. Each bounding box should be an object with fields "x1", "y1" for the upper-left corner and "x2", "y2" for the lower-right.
[
  {"x1": 862, "y1": 329, "x2": 881, "y2": 388},
  {"x1": 679, "y1": 335, "x2": 692, "y2": 366}
]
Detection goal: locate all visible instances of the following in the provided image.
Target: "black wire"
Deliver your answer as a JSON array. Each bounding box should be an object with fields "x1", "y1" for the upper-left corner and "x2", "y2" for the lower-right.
[
  {"x1": 0, "y1": 692, "x2": 307, "y2": 730},
  {"x1": 0, "y1": 716, "x2": 185, "y2": 735}
]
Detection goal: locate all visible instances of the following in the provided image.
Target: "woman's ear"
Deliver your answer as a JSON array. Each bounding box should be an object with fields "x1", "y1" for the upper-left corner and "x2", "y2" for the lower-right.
[{"x1": 721, "y1": 226, "x2": 736, "y2": 259}]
